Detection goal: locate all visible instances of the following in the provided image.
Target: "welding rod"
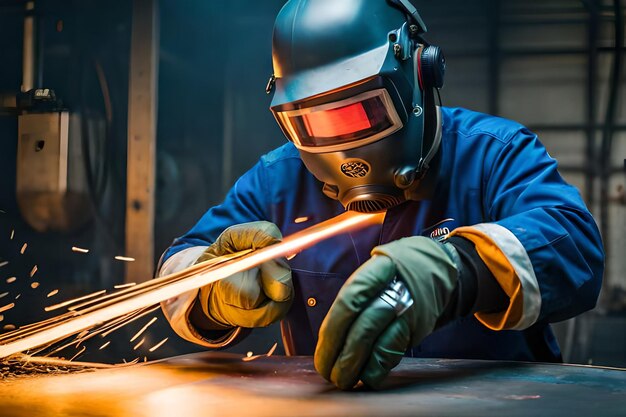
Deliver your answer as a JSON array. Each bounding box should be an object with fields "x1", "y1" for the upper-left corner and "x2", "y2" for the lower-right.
[{"x1": 0, "y1": 211, "x2": 385, "y2": 358}]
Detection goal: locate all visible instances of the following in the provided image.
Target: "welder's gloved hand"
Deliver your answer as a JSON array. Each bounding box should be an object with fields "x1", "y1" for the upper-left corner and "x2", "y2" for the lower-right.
[
  {"x1": 194, "y1": 221, "x2": 293, "y2": 329},
  {"x1": 314, "y1": 236, "x2": 462, "y2": 390}
]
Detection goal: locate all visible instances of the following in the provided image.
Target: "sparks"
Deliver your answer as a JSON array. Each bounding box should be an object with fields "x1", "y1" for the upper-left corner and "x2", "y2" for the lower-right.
[
  {"x1": 20, "y1": 243, "x2": 27, "y2": 255},
  {"x1": 267, "y1": 342, "x2": 278, "y2": 357},
  {"x1": 71, "y1": 246, "x2": 89, "y2": 254},
  {"x1": 99, "y1": 341, "x2": 111, "y2": 350},
  {"x1": 9, "y1": 230, "x2": 14, "y2": 240},
  {"x1": 130, "y1": 317, "x2": 157, "y2": 342},
  {"x1": 6, "y1": 277, "x2": 16, "y2": 284},
  {"x1": 133, "y1": 337, "x2": 145, "y2": 350},
  {"x1": 294, "y1": 216, "x2": 309, "y2": 224},
  {"x1": 148, "y1": 337, "x2": 168, "y2": 352},
  {"x1": 29, "y1": 265, "x2": 37, "y2": 277},
  {"x1": 115, "y1": 256, "x2": 135, "y2": 262},
  {"x1": 0, "y1": 261, "x2": 8, "y2": 268},
  {"x1": 69, "y1": 345, "x2": 86, "y2": 361},
  {"x1": 47, "y1": 289, "x2": 59, "y2": 298},
  {"x1": 114, "y1": 282, "x2": 137, "y2": 289},
  {"x1": 242, "y1": 341, "x2": 279, "y2": 362},
  {"x1": 100, "y1": 306, "x2": 160, "y2": 338},
  {"x1": 0, "y1": 211, "x2": 385, "y2": 357},
  {"x1": 30, "y1": 282, "x2": 39, "y2": 289},
  {"x1": 0, "y1": 293, "x2": 7, "y2": 299},
  {"x1": 44, "y1": 290, "x2": 107, "y2": 312}
]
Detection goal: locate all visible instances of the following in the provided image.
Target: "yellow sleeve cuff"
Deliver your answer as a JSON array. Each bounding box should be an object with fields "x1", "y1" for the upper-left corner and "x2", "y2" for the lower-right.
[{"x1": 449, "y1": 227, "x2": 523, "y2": 331}]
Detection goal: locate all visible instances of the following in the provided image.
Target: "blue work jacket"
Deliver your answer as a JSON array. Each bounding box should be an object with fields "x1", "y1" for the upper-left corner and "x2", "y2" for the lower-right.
[{"x1": 162, "y1": 107, "x2": 604, "y2": 362}]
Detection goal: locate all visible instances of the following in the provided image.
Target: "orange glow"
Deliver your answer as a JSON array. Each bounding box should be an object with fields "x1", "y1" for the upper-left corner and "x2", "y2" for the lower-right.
[
  {"x1": 0, "y1": 211, "x2": 385, "y2": 358},
  {"x1": 303, "y1": 102, "x2": 371, "y2": 138}
]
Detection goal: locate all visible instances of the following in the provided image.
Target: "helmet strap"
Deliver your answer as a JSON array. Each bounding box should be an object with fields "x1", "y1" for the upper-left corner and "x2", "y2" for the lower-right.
[{"x1": 416, "y1": 86, "x2": 440, "y2": 179}]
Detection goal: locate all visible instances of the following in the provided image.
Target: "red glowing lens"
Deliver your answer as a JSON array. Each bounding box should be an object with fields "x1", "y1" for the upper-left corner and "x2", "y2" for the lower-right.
[
  {"x1": 273, "y1": 89, "x2": 403, "y2": 150},
  {"x1": 302, "y1": 102, "x2": 372, "y2": 138}
]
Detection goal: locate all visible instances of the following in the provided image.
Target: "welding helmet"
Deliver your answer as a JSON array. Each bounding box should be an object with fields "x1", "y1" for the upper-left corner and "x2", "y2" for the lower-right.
[{"x1": 269, "y1": 0, "x2": 445, "y2": 212}]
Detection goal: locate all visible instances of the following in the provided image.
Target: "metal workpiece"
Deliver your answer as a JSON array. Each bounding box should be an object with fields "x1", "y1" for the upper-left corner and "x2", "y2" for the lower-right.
[
  {"x1": 373, "y1": 277, "x2": 415, "y2": 317},
  {"x1": 0, "y1": 353, "x2": 624, "y2": 417}
]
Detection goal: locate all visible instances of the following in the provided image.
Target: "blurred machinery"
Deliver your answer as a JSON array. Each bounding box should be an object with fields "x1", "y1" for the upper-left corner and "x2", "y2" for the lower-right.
[
  {"x1": 16, "y1": 89, "x2": 90, "y2": 232},
  {"x1": 15, "y1": 1, "x2": 90, "y2": 232}
]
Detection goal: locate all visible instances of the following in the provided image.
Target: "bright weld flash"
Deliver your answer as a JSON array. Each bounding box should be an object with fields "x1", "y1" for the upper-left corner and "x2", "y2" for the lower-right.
[{"x1": 0, "y1": 211, "x2": 385, "y2": 358}]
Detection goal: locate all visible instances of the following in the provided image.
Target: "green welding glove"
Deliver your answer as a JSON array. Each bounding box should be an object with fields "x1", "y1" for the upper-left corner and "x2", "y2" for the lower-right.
[
  {"x1": 314, "y1": 236, "x2": 460, "y2": 390},
  {"x1": 193, "y1": 221, "x2": 293, "y2": 329}
]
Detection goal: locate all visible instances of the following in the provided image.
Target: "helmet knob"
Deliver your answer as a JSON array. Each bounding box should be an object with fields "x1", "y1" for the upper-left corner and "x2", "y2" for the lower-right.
[{"x1": 394, "y1": 166, "x2": 418, "y2": 189}]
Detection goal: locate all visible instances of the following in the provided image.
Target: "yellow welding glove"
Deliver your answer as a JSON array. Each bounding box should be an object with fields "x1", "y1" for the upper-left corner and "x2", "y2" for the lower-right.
[
  {"x1": 314, "y1": 236, "x2": 460, "y2": 390},
  {"x1": 193, "y1": 221, "x2": 293, "y2": 329}
]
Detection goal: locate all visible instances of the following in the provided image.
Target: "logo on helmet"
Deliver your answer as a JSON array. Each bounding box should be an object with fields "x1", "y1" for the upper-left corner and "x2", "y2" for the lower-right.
[{"x1": 340, "y1": 160, "x2": 370, "y2": 178}]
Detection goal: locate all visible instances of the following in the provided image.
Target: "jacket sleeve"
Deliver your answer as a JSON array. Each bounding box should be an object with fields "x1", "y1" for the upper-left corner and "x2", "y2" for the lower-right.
[
  {"x1": 449, "y1": 128, "x2": 604, "y2": 331},
  {"x1": 157, "y1": 159, "x2": 271, "y2": 348}
]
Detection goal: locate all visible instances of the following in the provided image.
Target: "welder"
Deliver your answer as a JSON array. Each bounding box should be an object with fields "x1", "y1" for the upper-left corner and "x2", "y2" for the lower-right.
[{"x1": 157, "y1": 0, "x2": 604, "y2": 390}]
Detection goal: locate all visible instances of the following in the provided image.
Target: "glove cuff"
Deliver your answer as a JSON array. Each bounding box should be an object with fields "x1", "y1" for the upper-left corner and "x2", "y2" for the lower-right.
[{"x1": 444, "y1": 236, "x2": 509, "y2": 318}]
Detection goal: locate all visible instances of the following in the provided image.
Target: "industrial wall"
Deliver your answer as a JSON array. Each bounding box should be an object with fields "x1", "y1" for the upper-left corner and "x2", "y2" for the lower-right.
[{"x1": 0, "y1": 0, "x2": 624, "y2": 365}]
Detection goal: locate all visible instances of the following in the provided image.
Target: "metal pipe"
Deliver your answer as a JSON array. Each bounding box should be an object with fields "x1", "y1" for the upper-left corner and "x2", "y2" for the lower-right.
[
  {"x1": 584, "y1": 0, "x2": 599, "y2": 208},
  {"x1": 599, "y1": 0, "x2": 624, "y2": 272},
  {"x1": 21, "y1": 1, "x2": 35, "y2": 92}
]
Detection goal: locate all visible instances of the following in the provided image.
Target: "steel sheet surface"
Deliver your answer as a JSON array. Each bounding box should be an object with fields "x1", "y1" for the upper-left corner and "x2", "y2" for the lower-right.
[{"x1": 0, "y1": 353, "x2": 624, "y2": 417}]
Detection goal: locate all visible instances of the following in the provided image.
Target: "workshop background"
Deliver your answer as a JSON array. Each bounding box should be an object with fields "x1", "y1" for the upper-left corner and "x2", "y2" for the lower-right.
[{"x1": 0, "y1": 0, "x2": 624, "y2": 366}]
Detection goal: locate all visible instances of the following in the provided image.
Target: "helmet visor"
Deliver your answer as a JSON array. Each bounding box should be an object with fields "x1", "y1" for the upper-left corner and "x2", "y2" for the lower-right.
[{"x1": 273, "y1": 89, "x2": 403, "y2": 153}]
